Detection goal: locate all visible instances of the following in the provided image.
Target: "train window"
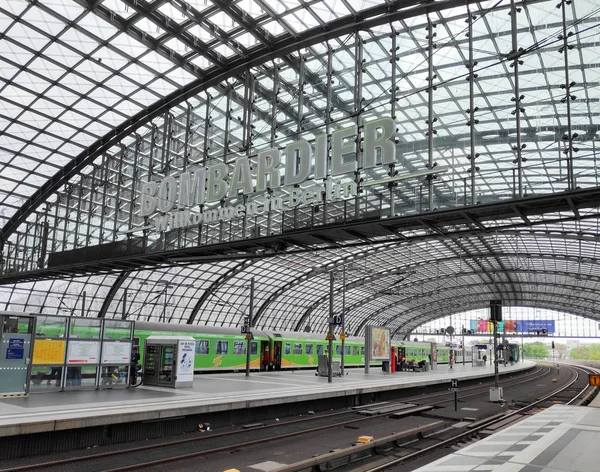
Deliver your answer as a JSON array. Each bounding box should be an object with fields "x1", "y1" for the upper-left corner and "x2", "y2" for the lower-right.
[
  {"x1": 306, "y1": 344, "x2": 314, "y2": 354},
  {"x1": 132, "y1": 337, "x2": 140, "y2": 349},
  {"x1": 215, "y1": 340, "x2": 229, "y2": 355},
  {"x1": 284, "y1": 343, "x2": 291, "y2": 355},
  {"x1": 336, "y1": 345, "x2": 342, "y2": 355},
  {"x1": 293, "y1": 343, "x2": 302, "y2": 355},
  {"x1": 344, "y1": 346, "x2": 351, "y2": 355},
  {"x1": 317, "y1": 345, "x2": 324, "y2": 355},
  {"x1": 251, "y1": 342, "x2": 258, "y2": 355},
  {"x1": 353, "y1": 346, "x2": 359, "y2": 355},
  {"x1": 233, "y1": 341, "x2": 246, "y2": 355},
  {"x1": 361, "y1": 346, "x2": 365, "y2": 355},
  {"x1": 195, "y1": 340, "x2": 209, "y2": 355}
]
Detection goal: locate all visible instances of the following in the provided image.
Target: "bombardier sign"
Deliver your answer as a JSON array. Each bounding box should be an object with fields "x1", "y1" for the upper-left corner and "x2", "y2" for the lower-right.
[{"x1": 127, "y1": 118, "x2": 439, "y2": 234}]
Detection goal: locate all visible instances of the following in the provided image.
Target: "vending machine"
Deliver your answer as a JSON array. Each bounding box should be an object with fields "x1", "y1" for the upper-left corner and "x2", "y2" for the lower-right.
[{"x1": 142, "y1": 336, "x2": 195, "y2": 388}]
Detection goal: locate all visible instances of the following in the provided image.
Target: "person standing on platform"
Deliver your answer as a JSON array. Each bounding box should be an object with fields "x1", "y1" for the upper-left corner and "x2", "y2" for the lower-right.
[
  {"x1": 483, "y1": 354, "x2": 487, "y2": 365},
  {"x1": 449, "y1": 353, "x2": 454, "y2": 369}
]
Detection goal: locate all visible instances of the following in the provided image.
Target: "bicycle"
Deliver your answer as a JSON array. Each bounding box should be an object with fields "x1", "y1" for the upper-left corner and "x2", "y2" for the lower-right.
[{"x1": 130, "y1": 363, "x2": 143, "y2": 387}]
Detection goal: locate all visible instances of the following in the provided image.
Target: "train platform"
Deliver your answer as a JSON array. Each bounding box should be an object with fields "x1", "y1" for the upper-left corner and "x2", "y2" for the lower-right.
[
  {"x1": 414, "y1": 403, "x2": 599, "y2": 472},
  {"x1": 0, "y1": 361, "x2": 534, "y2": 439},
  {"x1": 588, "y1": 388, "x2": 600, "y2": 408}
]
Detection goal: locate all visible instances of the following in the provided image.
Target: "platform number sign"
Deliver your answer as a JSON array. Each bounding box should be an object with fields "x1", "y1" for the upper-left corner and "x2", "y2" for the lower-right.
[
  {"x1": 589, "y1": 374, "x2": 600, "y2": 387},
  {"x1": 451, "y1": 379, "x2": 459, "y2": 411},
  {"x1": 241, "y1": 325, "x2": 249, "y2": 334}
]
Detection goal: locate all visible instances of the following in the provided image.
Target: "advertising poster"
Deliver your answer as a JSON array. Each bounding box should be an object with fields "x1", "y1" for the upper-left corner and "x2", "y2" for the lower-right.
[
  {"x1": 519, "y1": 320, "x2": 555, "y2": 333},
  {"x1": 101, "y1": 342, "x2": 132, "y2": 364},
  {"x1": 33, "y1": 339, "x2": 66, "y2": 365},
  {"x1": 178, "y1": 340, "x2": 195, "y2": 382},
  {"x1": 470, "y1": 319, "x2": 555, "y2": 333},
  {"x1": 369, "y1": 327, "x2": 390, "y2": 360},
  {"x1": 67, "y1": 340, "x2": 101, "y2": 364},
  {"x1": 505, "y1": 320, "x2": 517, "y2": 332}
]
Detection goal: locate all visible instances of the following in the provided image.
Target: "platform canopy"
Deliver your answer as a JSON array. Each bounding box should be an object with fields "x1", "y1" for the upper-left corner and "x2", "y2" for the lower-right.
[{"x1": 0, "y1": 0, "x2": 599, "y2": 337}]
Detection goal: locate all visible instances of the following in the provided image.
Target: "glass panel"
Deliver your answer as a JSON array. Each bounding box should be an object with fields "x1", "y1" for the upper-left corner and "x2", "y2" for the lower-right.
[
  {"x1": 215, "y1": 340, "x2": 228, "y2": 354},
  {"x1": 159, "y1": 345, "x2": 174, "y2": 382},
  {"x1": 99, "y1": 365, "x2": 129, "y2": 388},
  {"x1": 3, "y1": 316, "x2": 33, "y2": 334},
  {"x1": 30, "y1": 366, "x2": 63, "y2": 390},
  {"x1": 195, "y1": 340, "x2": 209, "y2": 354},
  {"x1": 103, "y1": 319, "x2": 133, "y2": 340},
  {"x1": 35, "y1": 315, "x2": 67, "y2": 338},
  {"x1": 65, "y1": 365, "x2": 97, "y2": 387},
  {"x1": 233, "y1": 341, "x2": 245, "y2": 355},
  {"x1": 69, "y1": 318, "x2": 101, "y2": 339}
]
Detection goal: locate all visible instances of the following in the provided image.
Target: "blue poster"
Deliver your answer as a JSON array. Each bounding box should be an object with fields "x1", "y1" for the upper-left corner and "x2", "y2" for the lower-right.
[
  {"x1": 6, "y1": 348, "x2": 24, "y2": 360},
  {"x1": 9, "y1": 338, "x2": 24, "y2": 348},
  {"x1": 519, "y1": 320, "x2": 555, "y2": 333}
]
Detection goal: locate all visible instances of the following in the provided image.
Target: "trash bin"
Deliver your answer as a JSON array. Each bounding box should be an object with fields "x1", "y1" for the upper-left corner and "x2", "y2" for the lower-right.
[{"x1": 382, "y1": 360, "x2": 390, "y2": 372}]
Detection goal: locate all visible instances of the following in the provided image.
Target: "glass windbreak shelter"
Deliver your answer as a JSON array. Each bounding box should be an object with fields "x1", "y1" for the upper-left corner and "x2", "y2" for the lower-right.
[{"x1": 8, "y1": 313, "x2": 136, "y2": 393}]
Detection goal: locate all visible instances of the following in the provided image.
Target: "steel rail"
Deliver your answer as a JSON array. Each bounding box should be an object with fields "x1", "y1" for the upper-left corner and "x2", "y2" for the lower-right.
[{"x1": 356, "y1": 365, "x2": 583, "y2": 472}]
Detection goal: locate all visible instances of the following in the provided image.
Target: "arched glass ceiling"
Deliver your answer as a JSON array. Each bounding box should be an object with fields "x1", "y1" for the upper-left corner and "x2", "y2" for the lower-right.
[
  {"x1": 0, "y1": 0, "x2": 395, "y2": 230},
  {"x1": 1, "y1": 0, "x2": 600, "y2": 336}
]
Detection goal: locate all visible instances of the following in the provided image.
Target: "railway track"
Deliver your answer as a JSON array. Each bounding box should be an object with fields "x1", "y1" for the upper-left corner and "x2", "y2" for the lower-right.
[
  {"x1": 287, "y1": 364, "x2": 597, "y2": 472},
  {"x1": 0, "y1": 364, "x2": 584, "y2": 472}
]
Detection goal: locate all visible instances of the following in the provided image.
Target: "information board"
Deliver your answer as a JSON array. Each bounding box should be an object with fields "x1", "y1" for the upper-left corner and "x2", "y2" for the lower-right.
[
  {"x1": 6, "y1": 348, "x2": 24, "y2": 360},
  {"x1": 101, "y1": 342, "x2": 132, "y2": 364},
  {"x1": 67, "y1": 340, "x2": 101, "y2": 364},
  {"x1": 9, "y1": 338, "x2": 24, "y2": 348},
  {"x1": 32, "y1": 339, "x2": 66, "y2": 365}
]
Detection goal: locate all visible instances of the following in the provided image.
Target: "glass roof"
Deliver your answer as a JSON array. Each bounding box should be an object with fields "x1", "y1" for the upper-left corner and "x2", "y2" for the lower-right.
[{"x1": 1, "y1": 0, "x2": 600, "y2": 335}]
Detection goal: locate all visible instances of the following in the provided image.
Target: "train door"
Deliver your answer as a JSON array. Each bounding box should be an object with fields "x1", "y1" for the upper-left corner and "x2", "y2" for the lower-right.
[
  {"x1": 273, "y1": 341, "x2": 282, "y2": 370},
  {"x1": 260, "y1": 341, "x2": 270, "y2": 371}
]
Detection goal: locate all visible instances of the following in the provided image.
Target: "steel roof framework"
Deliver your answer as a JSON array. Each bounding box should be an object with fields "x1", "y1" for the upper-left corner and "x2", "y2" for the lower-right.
[{"x1": 0, "y1": 0, "x2": 599, "y2": 337}]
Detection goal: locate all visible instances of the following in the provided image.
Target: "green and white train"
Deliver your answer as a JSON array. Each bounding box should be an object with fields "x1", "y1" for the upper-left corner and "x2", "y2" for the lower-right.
[{"x1": 132, "y1": 321, "x2": 468, "y2": 372}]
